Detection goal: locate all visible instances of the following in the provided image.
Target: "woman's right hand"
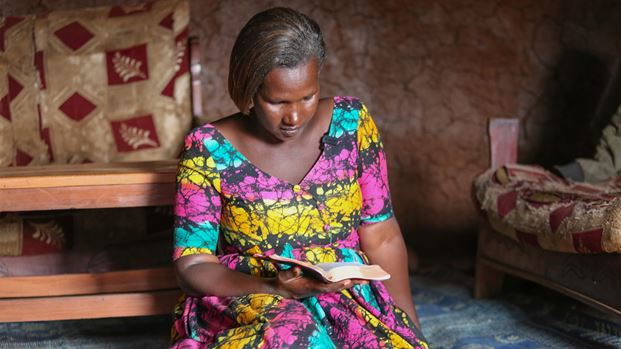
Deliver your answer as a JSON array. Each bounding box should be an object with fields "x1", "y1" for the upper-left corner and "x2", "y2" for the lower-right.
[{"x1": 272, "y1": 266, "x2": 366, "y2": 299}]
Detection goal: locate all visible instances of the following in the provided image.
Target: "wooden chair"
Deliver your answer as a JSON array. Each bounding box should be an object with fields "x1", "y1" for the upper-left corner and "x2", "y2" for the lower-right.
[{"x1": 0, "y1": 37, "x2": 203, "y2": 322}]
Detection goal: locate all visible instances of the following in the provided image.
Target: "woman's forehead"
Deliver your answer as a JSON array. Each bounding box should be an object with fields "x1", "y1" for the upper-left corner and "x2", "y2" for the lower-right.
[{"x1": 260, "y1": 59, "x2": 319, "y2": 95}]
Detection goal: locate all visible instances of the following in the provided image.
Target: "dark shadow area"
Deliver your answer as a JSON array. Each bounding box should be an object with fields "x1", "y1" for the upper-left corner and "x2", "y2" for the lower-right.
[{"x1": 535, "y1": 50, "x2": 611, "y2": 168}]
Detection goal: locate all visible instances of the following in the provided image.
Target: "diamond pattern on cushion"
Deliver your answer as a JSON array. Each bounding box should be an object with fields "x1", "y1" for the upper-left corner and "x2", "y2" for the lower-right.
[
  {"x1": 53, "y1": 21, "x2": 94, "y2": 51},
  {"x1": 58, "y1": 92, "x2": 97, "y2": 121}
]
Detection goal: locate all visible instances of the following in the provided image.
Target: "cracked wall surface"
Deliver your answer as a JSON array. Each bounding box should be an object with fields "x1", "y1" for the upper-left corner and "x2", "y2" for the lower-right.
[{"x1": 4, "y1": 0, "x2": 621, "y2": 246}]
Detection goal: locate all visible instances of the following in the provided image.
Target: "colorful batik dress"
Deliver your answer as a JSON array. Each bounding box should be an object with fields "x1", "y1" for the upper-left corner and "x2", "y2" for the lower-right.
[{"x1": 171, "y1": 96, "x2": 428, "y2": 348}]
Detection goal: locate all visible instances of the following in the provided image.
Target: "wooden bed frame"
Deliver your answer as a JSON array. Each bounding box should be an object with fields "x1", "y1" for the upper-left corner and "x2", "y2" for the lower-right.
[{"x1": 0, "y1": 37, "x2": 203, "y2": 322}]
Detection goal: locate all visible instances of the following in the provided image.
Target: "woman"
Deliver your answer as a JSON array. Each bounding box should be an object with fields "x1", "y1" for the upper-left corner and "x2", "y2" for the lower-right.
[{"x1": 172, "y1": 7, "x2": 428, "y2": 349}]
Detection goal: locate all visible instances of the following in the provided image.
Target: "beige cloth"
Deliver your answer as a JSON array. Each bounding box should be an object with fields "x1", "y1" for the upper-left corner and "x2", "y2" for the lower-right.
[{"x1": 576, "y1": 104, "x2": 621, "y2": 182}]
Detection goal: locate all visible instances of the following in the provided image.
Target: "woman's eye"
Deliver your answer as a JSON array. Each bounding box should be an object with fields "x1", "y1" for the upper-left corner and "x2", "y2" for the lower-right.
[{"x1": 303, "y1": 95, "x2": 313, "y2": 101}]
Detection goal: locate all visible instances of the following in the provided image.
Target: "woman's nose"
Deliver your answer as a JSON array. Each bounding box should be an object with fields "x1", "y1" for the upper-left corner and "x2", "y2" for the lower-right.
[{"x1": 282, "y1": 105, "x2": 300, "y2": 126}]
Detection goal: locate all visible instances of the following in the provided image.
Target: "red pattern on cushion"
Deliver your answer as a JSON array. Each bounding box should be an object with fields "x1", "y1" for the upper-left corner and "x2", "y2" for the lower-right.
[
  {"x1": 106, "y1": 43, "x2": 149, "y2": 85},
  {"x1": 159, "y1": 12, "x2": 174, "y2": 30},
  {"x1": 474, "y1": 164, "x2": 621, "y2": 253},
  {"x1": 110, "y1": 114, "x2": 160, "y2": 152},
  {"x1": 58, "y1": 92, "x2": 97, "y2": 122},
  {"x1": 497, "y1": 190, "x2": 518, "y2": 218},
  {"x1": 0, "y1": 16, "x2": 25, "y2": 51},
  {"x1": 161, "y1": 75, "x2": 175, "y2": 98},
  {"x1": 572, "y1": 228, "x2": 604, "y2": 253},
  {"x1": 7, "y1": 74, "x2": 23, "y2": 100},
  {"x1": 0, "y1": 214, "x2": 72, "y2": 256},
  {"x1": 53, "y1": 21, "x2": 95, "y2": 51},
  {"x1": 15, "y1": 149, "x2": 33, "y2": 166},
  {"x1": 21, "y1": 216, "x2": 71, "y2": 255},
  {"x1": 0, "y1": 94, "x2": 10, "y2": 121},
  {"x1": 549, "y1": 204, "x2": 575, "y2": 233}
]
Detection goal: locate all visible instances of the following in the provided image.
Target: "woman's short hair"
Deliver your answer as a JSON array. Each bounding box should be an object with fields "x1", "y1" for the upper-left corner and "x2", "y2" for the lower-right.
[{"x1": 228, "y1": 7, "x2": 326, "y2": 114}]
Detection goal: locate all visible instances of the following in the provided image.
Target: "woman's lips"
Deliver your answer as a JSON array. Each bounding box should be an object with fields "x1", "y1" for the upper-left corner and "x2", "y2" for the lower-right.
[{"x1": 280, "y1": 126, "x2": 299, "y2": 137}]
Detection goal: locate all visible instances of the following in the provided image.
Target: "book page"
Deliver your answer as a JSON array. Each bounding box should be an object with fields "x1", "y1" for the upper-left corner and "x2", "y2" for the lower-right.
[
  {"x1": 316, "y1": 263, "x2": 391, "y2": 282},
  {"x1": 255, "y1": 254, "x2": 390, "y2": 283}
]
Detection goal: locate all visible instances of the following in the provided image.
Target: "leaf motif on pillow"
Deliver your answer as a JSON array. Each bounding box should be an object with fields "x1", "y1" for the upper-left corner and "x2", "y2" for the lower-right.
[
  {"x1": 175, "y1": 41, "x2": 186, "y2": 72},
  {"x1": 120, "y1": 123, "x2": 157, "y2": 149},
  {"x1": 30, "y1": 221, "x2": 65, "y2": 248},
  {"x1": 112, "y1": 52, "x2": 146, "y2": 82}
]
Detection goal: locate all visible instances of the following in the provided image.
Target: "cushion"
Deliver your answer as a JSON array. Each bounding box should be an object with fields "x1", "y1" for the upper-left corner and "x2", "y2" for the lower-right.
[
  {"x1": 0, "y1": 213, "x2": 72, "y2": 256},
  {"x1": 34, "y1": 0, "x2": 191, "y2": 163},
  {"x1": 474, "y1": 164, "x2": 621, "y2": 253},
  {"x1": 0, "y1": 0, "x2": 191, "y2": 167}
]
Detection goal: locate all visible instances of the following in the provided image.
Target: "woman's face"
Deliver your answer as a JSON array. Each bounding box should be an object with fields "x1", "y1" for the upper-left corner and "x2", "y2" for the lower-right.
[{"x1": 252, "y1": 58, "x2": 320, "y2": 142}]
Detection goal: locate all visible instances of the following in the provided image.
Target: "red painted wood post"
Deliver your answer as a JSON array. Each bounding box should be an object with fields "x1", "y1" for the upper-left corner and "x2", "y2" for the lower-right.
[{"x1": 489, "y1": 119, "x2": 519, "y2": 169}]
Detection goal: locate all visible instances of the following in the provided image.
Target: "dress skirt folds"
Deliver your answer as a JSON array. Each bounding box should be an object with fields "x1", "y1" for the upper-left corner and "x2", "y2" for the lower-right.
[{"x1": 171, "y1": 97, "x2": 429, "y2": 348}]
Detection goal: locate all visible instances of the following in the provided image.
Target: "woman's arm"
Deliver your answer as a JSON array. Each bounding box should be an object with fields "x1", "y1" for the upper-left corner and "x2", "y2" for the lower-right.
[
  {"x1": 359, "y1": 217, "x2": 422, "y2": 330},
  {"x1": 175, "y1": 254, "x2": 358, "y2": 299},
  {"x1": 175, "y1": 254, "x2": 274, "y2": 297}
]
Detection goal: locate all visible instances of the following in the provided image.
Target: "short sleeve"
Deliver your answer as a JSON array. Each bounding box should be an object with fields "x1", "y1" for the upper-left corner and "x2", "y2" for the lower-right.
[
  {"x1": 356, "y1": 103, "x2": 394, "y2": 225},
  {"x1": 173, "y1": 130, "x2": 222, "y2": 260}
]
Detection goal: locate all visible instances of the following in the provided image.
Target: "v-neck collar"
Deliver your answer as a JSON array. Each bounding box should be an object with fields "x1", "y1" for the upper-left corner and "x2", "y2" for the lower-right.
[{"x1": 208, "y1": 96, "x2": 338, "y2": 187}]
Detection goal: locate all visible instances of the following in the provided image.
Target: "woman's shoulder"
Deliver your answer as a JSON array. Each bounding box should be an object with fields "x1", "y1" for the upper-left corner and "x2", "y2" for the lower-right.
[
  {"x1": 185, "y1": 113, "x2": 243, "y2": 142},
  {"x1": 333, "y1": 96, "x2": 365, "y2": 112}
]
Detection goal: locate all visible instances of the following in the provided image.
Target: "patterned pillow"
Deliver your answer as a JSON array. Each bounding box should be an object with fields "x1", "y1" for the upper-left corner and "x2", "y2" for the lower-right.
[
  {"x1": 474, "y1": 164, "x2": 621, "y2": 253},
  {"x1": 34, "y1": 0, "x2": 191, "y2": 163},
  {"x1": 0, "y1": 0, "x2": 191, "y2": 166},
  {"x1": 0, "y1": 213, "x2": 72, "y2": 256}
]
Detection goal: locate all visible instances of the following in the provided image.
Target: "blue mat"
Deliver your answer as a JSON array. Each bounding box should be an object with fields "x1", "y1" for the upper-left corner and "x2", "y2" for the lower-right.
[
  {"x1": 413, "y1": 268, "x2": 621, "y2": 349},
  {"x1": 1, "y1": 268, "x2": 620, "y2": 348}
]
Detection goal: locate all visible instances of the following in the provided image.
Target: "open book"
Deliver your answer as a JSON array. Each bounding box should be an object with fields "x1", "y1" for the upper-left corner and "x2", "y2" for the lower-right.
[{"x1": 255, "y1": 253, "x2": 391, "y2": 283}]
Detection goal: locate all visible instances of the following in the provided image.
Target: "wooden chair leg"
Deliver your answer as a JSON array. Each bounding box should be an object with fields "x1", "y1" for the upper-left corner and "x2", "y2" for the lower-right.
[{"x1": 474, "y1": 257, "x2": 505, "y2": 299}]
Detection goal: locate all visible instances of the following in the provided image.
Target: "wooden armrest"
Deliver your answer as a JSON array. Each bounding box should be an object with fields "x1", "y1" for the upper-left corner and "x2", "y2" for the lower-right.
[
  {"x1": 489, "y1": 118, "x2": 519, "y2": 169},
  {"x1": 0, "y1": 160, "x2": 178, "y2": 212}
]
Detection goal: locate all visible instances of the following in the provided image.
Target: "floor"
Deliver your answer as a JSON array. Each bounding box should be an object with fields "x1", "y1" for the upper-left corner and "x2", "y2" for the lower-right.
[{"x1": 2, "y1": 265, "x2": 620, "y2": 348}]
